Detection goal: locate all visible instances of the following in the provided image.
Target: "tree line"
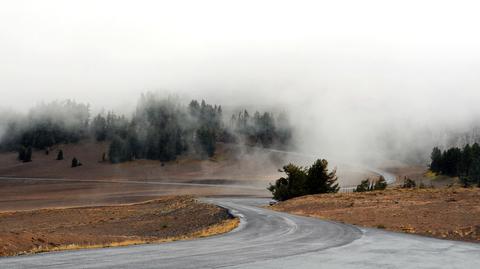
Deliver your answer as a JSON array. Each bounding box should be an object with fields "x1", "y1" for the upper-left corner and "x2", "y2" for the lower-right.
[
  {"x1": 0, "y1": 94, "x2": 293, "y2": 164},
  {"x1": 0, "y1": 100, "x2": 90, "y2": 151},
  {"x1": 430, "y1": 144, "x2": 480, "y2": 187}
]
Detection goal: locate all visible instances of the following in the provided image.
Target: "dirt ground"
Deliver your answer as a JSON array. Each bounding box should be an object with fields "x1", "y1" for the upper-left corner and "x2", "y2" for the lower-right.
[
  {"x1": 0, "y1": 141, "x2": 373, "y2": 211},
  {"x1": 0, "y1": 196, "x2": 237, "y2": 257},
  {"x1": 270, "y1": 187, "x2": 480, "y2": 243}
]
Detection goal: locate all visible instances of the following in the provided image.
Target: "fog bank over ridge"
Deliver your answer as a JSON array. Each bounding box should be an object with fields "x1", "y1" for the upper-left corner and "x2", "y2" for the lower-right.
[{"x1": 2, "y1": 0, "x2": 480, "y2": 165}]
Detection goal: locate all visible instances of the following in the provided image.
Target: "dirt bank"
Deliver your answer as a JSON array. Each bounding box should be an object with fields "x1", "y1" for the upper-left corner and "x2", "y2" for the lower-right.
[
  {"x1": 270, "y1": 188, "x2": 480, "y2": 242},
  {"x1": 0, "y1": 196, "x2": 238, "y2": 257}
]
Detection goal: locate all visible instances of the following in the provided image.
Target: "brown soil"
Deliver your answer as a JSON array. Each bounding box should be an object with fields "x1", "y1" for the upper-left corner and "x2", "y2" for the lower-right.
[
  {"x1": 0, "y1": 196, "x2": 237, "y2": 257},
  {"x1": 270, "y1": 188, "x2": 480, "y2": 243},
  {"x1": 0, "y1": 140, "x2": 372, "y2": 211},
  {"x1": 0, "y1": 141, "x2": 284, "y2": 182}
]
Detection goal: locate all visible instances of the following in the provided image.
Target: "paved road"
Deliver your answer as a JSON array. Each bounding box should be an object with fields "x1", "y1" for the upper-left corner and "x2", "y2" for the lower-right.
[{"x1": 1, "y1": 198, "x2": 479, "y2": 269}]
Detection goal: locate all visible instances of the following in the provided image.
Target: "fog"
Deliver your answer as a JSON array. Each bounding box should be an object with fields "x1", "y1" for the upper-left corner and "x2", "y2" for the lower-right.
[{"x1": 2, "y1": 0, "x2": 480, "y2": 165}]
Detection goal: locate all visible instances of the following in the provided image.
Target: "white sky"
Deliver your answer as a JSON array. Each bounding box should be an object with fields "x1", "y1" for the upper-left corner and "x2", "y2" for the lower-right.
[{"x1": 1, "y1": 0, "x2": 480, "y2": 161}]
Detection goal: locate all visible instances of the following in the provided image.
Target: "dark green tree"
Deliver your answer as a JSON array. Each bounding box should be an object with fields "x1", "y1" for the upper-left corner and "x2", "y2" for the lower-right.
[
  {"x1": 196, "y1": 127, "x2": 216, "y2": 158},
  {"x1": 354, "y1": 179, "x2": 370, "y2": 192},
  {"x1": 108, "y1": 136, "x2": 131, "y2": 164},
  {"x1": 23, "y1": 147, "x2": 32, "y2": 162},
  {"x1": 18, "y1": 146, "x2": 26, "y2": 161},
  {"x1": 429, "y1": 147, "x2": 442, "y2": 173},
  {"x1": 402, "y1": 177, "x2": 416, "y2": 188},
  {"x1": 374, "y1": 176, "x2": 387, "y2": 190},
  {"x1": 268, "y1": 164, "x2": 307, "y2": 201},
  {"x1": 71, "y1": 157, "x2": 79, "y2": 167},
  {"x1": 305, "y1": 159, "x2": 339, "y2": 194},
  {"x1": 57, "y1": 150, "x2": 64, "y2": 160},
  {"x1": 268, "y1": 159, "x2": 339, "y2": 201}
]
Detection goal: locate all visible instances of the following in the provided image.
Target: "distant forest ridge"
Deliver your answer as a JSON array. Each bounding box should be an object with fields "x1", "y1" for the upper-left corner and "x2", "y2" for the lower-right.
[{"x1": 0, "y1": 94, "x2": 293, "y2": 163}]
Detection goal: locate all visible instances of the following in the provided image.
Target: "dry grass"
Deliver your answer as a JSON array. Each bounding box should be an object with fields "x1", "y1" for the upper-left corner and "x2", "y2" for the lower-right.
[
  {"x1": 0, "y1": 196, "x2": 239, "y2": 257},
  {"x1": 23, "y1": 218, "x2": 239, "y2": 256},
  {"x1": 271, "y1": 187, "x2": 480, "y2": 242}
]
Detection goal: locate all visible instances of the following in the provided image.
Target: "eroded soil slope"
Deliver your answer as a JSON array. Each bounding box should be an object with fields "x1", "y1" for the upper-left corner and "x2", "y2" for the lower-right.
[{"x1": 0, "y1": 196, "x2": 237, "y2": 256}]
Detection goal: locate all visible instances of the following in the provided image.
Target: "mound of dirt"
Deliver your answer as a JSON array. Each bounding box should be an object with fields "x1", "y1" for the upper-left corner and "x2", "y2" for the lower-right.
[
  {"x1": 270, "y1": 188, "x2": 480, "y2": 242},
  {"x1": 0, "y1": 196, "x2": 237, "y2": 257}
]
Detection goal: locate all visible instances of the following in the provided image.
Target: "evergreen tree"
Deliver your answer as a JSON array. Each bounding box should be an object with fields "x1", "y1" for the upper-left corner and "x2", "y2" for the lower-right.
[
  {"x1": 23, "y1": 147, "x2": 32, "y2": 162},
  {"x1": 108, "y1": 136, "x2": 130, "y2": 163},
  {"x1": 430, "y1": 147, "x2": 442, "y2": 173},
  {"x1": 57, "y1": 150, "x2": 64, "y2": 160},
  {"x1": 268, "y1": 164, "x2": 307, "y2": 201},
  {"x1": 18, "y1": 146, "x2": 26, "y2": 161},
  {"x1": 268, "y1": 159, "x2": 339, "y2": 201},
  {"x1": 374, "y1": 176, "x2": 388, "y2": 190},
  {"x1": 354, "y1": 179, "x2": 370, "y2": 192},
  {"x1": 196, "y1": 127, "x2": 216, "y2": 158},
  {"x1": 71, "y1": 157, "x2": 79, "y2": 167},
  {"x1": 402, "y1": 177, "x2": 416, "y2": 188},
  {"x1": 305, "y1": 159, "x2": 339, "y2": 194}
]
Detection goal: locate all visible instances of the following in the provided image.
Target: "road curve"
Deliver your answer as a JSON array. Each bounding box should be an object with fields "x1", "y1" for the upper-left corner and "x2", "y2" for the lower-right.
[{"x1": 1, "y1": 198, "x2": 479, "y2": 269}]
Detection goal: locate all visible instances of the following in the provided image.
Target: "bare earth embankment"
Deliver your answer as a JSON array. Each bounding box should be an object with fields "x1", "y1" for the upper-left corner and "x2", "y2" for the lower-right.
[
  {"x1": 0, "y1": 196, "x2": 238, "y2": 257},
  {"x1": 270, "y1": 188, "x2": 480, "y2": 242}
]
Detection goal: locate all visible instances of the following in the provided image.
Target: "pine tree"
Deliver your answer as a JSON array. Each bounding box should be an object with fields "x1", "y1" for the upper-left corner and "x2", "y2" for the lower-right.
[
  {"x1": 374, "y1": 176, "x2": 388, "y2": 190},
  {"x1": 430, "y1": 147, "x2": 442, "y2": 173},
  {"x1": 71, "y1": 157, "x2": 78, "y2": 167},
  {"x1": 18, "y1": 146, "x2": 26, "y2": 161},
  {"x1": 23, "y1": 147, "x2": 32, "y2": 162},
  {"x1": 305, "y1": 159, "x2": 339, "y2": 194},
  {"x1": 57, "y1": 150, "x2": 64, "y2": 160},
  {"x1": 355, "y1": 179, "x2": 370, "y2": 192}
]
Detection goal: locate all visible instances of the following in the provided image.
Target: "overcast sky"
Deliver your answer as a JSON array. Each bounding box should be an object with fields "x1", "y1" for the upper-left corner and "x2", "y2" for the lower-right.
[{"x1": 1, "y1": 0, "x2": 480, "y2": 162}]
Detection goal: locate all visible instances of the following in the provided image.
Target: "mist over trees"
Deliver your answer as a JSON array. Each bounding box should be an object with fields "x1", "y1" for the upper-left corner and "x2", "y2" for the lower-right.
[
  {"x1": 0, "y1": 100, "x2": 90, "y2": 151},
  {"x1": 0, "y1": 94, "x2": 293, "y2": 164},
  {"x1": 430, "y1": 144, "x2": 480, "y2": 187}
]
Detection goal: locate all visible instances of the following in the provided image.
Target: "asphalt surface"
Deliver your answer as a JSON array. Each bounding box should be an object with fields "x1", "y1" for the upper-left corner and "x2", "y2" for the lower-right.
[{"x1": 1, "y1": 197, "x2": 479, "y2": 269}]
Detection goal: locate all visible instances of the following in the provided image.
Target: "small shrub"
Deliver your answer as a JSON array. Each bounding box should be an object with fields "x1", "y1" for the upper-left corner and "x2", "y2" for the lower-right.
[
  {"x1": 71, "y1": 157, "x2": 79, "y2": 168},
  {"x1": 373, "y1": 176, "x2": 387, "y2": 190},
  {"x1": 402, "y1": 177, "x2": 416, "y2": 188},
  {"x1": 57, "y1": 150, "x2": 64, "y2": 160},
  {"x1": 355, "y1": 179, "x2": 371, "y2": 192}
]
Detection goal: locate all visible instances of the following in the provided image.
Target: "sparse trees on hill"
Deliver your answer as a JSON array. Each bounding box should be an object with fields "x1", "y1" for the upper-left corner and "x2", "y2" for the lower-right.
[
  {"x1": 0, "y1": 95, "x2": 294, "y2": 165},
  {"x1": 354, "y1": 176, "x2": 387, "y2": 192},
  {"x1": 0, "y1": 100, "x2": 90, "y2": 150},
  {"x1": 268, "y1": 159, "x2": 339, "y2": 201}
]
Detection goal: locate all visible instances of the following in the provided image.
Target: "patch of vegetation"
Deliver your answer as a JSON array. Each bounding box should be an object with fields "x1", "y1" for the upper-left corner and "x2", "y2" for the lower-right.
[
  {"x1": 354, "y1": 176, "x2": 387, "y2": 192},
  {"x1": 0, "y1": 100, "x2": 90, "y2": 151},
  {"x1": 0, "y1": 94, "x2": 293, "y2": 165},
  {"x1": 430, "y1": 144, "x2": 480, "y2": 187},
  {"x1": 267, "y1": 159, "x2": 339, "y2": 201},
  {"x1": 402, "y1": 177, "x2": 417, "y2": 188}
]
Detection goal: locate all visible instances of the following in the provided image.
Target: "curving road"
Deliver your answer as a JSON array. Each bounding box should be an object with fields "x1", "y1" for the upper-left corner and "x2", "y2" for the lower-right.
[{"x1": 1, "y1": 198, "x2": 479, "y2": 269}]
